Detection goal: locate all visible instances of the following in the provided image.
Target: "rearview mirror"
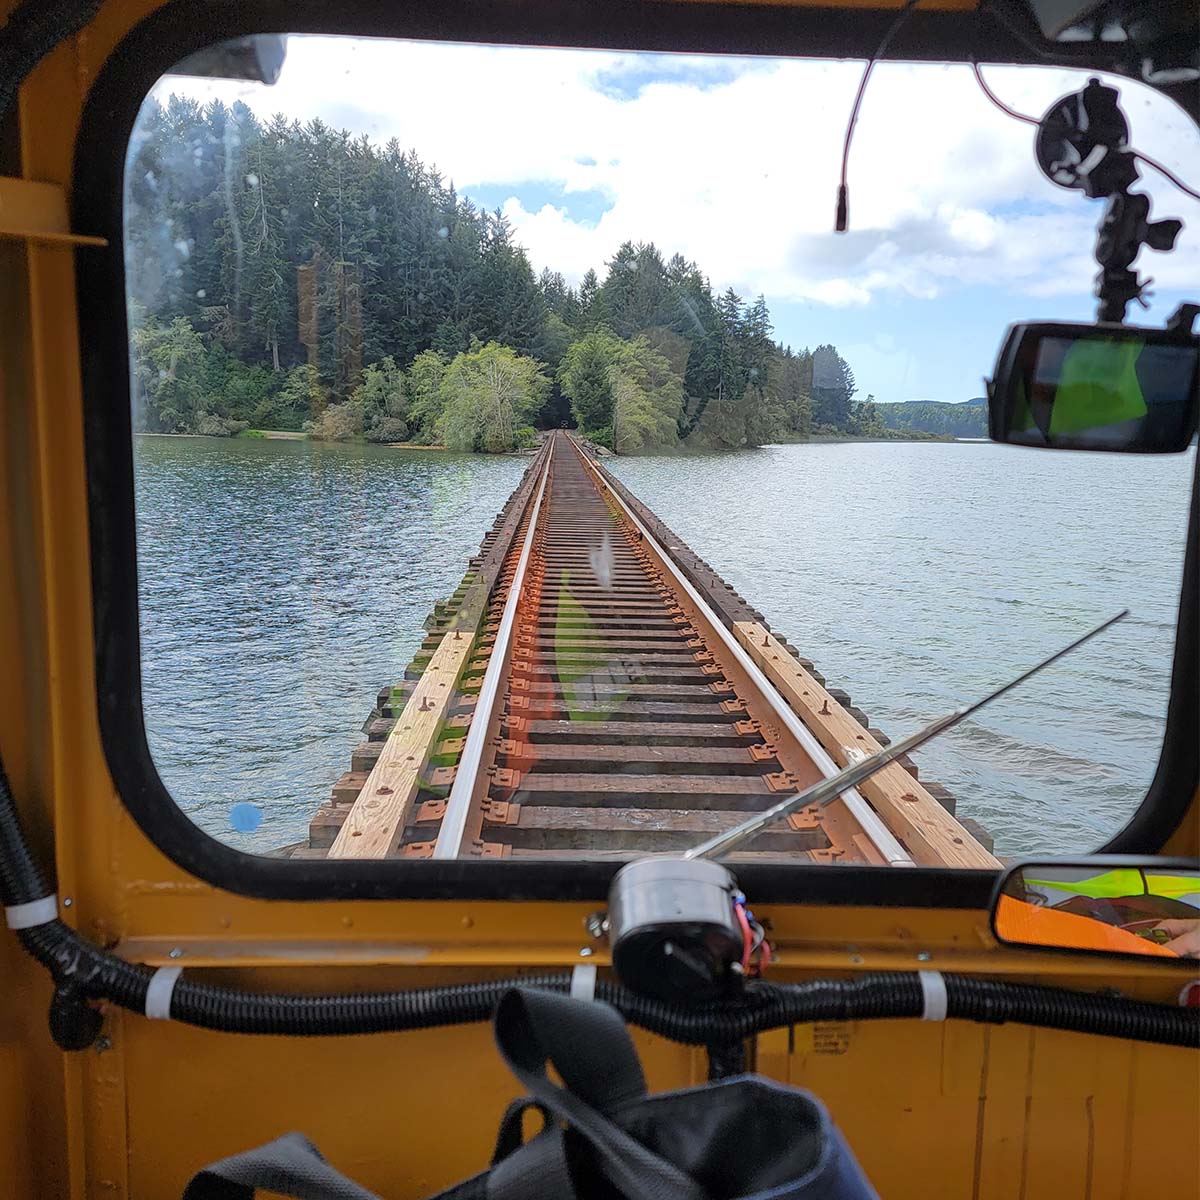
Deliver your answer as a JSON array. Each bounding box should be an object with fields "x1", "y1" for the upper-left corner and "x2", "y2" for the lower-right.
[
  {"x1": 988, "y1": 322, "x2": 1198, "y2": 452},
  {"x1": 991, "y1": 858, "x2": 1200, "y2": 961}
]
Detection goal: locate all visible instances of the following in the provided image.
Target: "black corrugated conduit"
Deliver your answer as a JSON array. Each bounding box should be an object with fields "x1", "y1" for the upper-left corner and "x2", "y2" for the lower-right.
[{"x1": 2, "y1": 759, "x2": 1197, "y2": 1049}]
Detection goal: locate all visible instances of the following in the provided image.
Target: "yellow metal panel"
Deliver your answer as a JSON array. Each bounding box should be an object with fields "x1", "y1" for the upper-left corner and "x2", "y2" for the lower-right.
[
  {"x1": 117, "y1": 1009, "x2": 702, "y2": 1198},
  {"x1": 0, "y1": 2, "x2": 1195, "y2": 1198},
  {"x1": 0, "y1": 177, "x2": 107, "y2": 245}
]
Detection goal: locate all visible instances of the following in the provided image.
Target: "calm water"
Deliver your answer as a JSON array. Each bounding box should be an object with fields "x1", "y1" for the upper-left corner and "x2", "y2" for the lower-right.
[{"x1": 134, "y1": 436, "x2": 1194, "y2": 858}]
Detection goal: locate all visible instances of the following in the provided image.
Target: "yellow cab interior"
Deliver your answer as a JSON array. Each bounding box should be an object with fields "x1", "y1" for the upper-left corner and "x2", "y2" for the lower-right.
[{"x1": 0, "y1": 0, "x2": 1197, "y2": 1196}]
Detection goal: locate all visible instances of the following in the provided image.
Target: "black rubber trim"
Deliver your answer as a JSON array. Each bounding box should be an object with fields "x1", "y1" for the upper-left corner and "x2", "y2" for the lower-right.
[
  {"x1": 70, "y1": 0, "x2": 1198, "y2": 904},
  {"x1": 989, "y1": 854, "x2": 1200, "y2": 966}
]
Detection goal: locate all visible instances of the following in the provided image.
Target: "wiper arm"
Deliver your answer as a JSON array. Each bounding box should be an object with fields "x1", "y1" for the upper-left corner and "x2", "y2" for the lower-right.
[{"x1": 684, "y1": 610, "x2": 1129, "y2": 863}]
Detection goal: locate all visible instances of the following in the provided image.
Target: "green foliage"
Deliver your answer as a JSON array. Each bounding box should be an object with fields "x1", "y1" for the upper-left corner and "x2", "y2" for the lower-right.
[
  {"x1": 405, "y1": 350, "x2": 449, "y2": 442},
  {"x1": 305, "y1": 398, "x2": 364, "y2": 441},
  {"x1": 849, "y1": 393, "x2": 885, "y2": 436},
  {"x1": 768, "y1": 348, "x2": 813, "y2": 440},
  {"x1": 558, "y1": 329, "x2": 681, "y2": 453},
  {"x1": 355, "y1": 355, "x2": 408, "y2": 442},
  {"x1": 270, "y1": 364, "x2": 325, "y2": 431},
  {"x1": 610, "y1": 337, "x2": 682, "y2": 454},
  {"x1": 437, "y1": 343, "x2": 550, "y2": 453},
  {"x1": 131, "y1": 316, "x2": 209, "y2": 432},
  {"x1": 559, "y1": 328, "x2": 620, "y2": 436}
]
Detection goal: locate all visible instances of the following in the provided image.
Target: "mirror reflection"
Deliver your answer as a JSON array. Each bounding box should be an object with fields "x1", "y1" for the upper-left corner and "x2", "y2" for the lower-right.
[
  {"x1": 994, "y1": 863, "x2": 1200, "y2": 959},
  {"x1": 990, "y1": 323, "x2": 1199, "y2": 453}
]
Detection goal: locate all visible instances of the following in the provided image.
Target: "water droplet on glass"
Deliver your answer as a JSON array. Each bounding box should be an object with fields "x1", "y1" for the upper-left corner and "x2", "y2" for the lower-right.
[
  {"x1": 246, "y1": 173, "x2": 259, "y2": 187},
  {"x1": 173, "y1": 239, "x2": 191, "y2": 259},
  {"x1": 229, "y1": 803, "x2": 263, "y2": 833},
  {"x1": 196, "y1": 289, "x2": 206, "y2": 299},
  {"x1": 438, "y1": 226, "x2": 449, "y2": 239}
]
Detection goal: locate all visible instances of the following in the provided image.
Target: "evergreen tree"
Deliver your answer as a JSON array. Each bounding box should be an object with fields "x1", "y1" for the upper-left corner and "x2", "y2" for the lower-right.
[
  {"x1": 811, "y1": 344, "x2": 856, "y2": 430},
  {"x1": 576, "y1": 269, "x2": 600, "y2": 329},
  {"x1": 558, "y1": 328, "x2": 619, "y2": 436},
  {"x1": 596, "y1": 241, "x2": 670, "y2": 338}
]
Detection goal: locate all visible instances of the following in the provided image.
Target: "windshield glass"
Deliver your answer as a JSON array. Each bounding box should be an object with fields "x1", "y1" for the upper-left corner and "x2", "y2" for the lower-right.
[{"x1": 123, "y1": 37, "x2": 1198, "y2": 867}]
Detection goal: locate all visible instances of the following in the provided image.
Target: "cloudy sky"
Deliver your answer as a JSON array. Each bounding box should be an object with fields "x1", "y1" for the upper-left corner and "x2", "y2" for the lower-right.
[{"x1": 154, "y1": 36, "x2": 1200, "y2": 405}]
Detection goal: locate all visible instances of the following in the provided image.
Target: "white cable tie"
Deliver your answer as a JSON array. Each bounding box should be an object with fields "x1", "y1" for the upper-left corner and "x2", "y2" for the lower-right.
[
  {"x1": 570, "y1": 963, "x2": 598, "y2": 1002},
  {"x1": 918, "y1": 970, "x2": 948, "y2": 1022},
  {"x1": 5, "y1": 895, "x2": 58, "y2": 930},
  {"x1": 144, "y1": 965, "x2": 183, "y2": 1020}
]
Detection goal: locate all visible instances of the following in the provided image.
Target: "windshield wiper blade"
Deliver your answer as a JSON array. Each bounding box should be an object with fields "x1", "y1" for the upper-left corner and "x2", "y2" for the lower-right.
[{"x1": 684, "y1": 609, "x2": 1129, "y2": 863}]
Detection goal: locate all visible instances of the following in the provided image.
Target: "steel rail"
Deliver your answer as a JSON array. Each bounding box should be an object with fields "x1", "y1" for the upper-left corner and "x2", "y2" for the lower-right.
[
  {"x1": 432, "y1": 446, "x2": 553, "y2": 859},
  {"x1": 568, "y1": 437, "x2": 914, "y2": 867},
  {"x1": 684, "y1": 608, "x2": 1127, "y2": 860}
]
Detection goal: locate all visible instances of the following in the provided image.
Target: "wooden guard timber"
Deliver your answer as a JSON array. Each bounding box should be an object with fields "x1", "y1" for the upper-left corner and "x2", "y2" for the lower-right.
[{"x1": 290, "y1": 431, "x2": 998, "y2": 867}]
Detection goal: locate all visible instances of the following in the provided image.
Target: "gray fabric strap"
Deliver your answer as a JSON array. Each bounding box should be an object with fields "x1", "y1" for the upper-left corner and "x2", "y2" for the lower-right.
[
  {"x1": 486, "y1": 1128, "x2": 575, "y2": 1200},
  {"x1": 181, "y1": 1132, "x2": 383, "y2": 1200}
]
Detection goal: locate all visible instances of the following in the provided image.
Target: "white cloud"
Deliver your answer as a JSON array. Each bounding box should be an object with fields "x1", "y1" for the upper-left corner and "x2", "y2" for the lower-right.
[{"x1": 155, "y1": 37, "x2": 1200, "y2": 310}]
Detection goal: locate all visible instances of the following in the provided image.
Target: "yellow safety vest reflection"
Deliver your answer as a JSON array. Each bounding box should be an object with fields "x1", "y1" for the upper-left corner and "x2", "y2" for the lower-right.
[
  {"x1": 1015, "y1": 339, "x2": 1149, "y2": 435},
  {"x1": 1027, "y1": 869, "x2": 1199, "y2": 903}
]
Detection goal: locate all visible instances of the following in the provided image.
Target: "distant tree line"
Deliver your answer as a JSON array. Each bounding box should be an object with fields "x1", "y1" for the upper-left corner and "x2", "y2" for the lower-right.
[
  {"x1": 126, "y1": 96, "x2": 874, "y2": 452},
  {"x1": 877, "y1": 398, "x2": 987, "y2": 438}
]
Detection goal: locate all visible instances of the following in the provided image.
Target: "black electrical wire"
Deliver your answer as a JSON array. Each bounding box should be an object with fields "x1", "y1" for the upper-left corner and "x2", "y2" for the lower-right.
[
  {"x1": 1, "y1": 758, "x2": 1197, "y2": 1050},
  {"x1": 971, "y1": 61, "x2": 1200, "y2": 203},
  {"x1": 835, "y1": 0, "x2": 922, "y2": 232}
]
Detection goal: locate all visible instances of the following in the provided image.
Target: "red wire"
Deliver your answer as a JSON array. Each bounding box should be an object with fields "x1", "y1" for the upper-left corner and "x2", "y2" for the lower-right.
[
  {"x1": 734, "y1": 902, "x2": 753, "y2": 974},
  {"x1": 1134, "y1": 152, "x2": 1200, "y2": 203},
  {"x1": 971, "y1": 61, "x2": 1038, "y2": 126},
  {"x1": 839, "y1": 0, "x2": 923, "y2": 189},
  {"x1": 758, "y1": 938, "x2": 772, "y2": 976}
]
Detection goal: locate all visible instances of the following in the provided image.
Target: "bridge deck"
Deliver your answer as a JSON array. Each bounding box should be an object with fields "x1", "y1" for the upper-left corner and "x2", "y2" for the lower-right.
[{"x1": 293, "y1": 432, "x2": 997, "y2": 867}]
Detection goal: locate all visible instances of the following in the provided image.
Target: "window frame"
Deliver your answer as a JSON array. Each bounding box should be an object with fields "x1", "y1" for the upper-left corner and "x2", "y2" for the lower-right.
[{"x1": 72, "y1": 0, "x2": 1200, "y2": 903}]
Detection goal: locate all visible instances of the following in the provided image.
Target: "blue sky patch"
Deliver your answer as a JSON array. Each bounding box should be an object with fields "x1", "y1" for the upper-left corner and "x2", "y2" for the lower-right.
[
  {"x1": 465, "y1": 182, "x2": 614, "y2": 227},
  {"x1": 591, "y1": 54, "x2": 757, "y2": 100},
  {"x1": 772, "y1": 281, "x2": 1197, "y2": 406}
]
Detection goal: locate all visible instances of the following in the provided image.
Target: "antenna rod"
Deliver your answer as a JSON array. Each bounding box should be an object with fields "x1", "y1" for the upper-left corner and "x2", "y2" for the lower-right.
[{"x1": 684, "y1": 610, "x2": 1129, "y2": 862}]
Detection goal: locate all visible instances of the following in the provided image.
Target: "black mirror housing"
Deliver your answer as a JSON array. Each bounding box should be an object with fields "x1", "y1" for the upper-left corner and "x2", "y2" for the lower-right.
[
  {"x1": 988, "y1": 321, "x2": 1199, "y2": 453},
  {"x1": 990, "y1": 855, "x2": 1200, "y2": 964}
]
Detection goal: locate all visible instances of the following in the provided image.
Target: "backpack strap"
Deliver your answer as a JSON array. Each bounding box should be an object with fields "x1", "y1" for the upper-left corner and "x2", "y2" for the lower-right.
[
  {"x1": 181, "y1": 1131, "x2": 383, "y2": 1200},
  {"x1": 491, "y1": 989, "x2": 712, "y2": 1200}
]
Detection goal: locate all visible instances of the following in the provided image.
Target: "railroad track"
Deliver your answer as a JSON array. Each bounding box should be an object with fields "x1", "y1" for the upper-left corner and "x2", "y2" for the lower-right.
[{"x1": 303, "y1": 431, "x2": 997, "y2": 868}]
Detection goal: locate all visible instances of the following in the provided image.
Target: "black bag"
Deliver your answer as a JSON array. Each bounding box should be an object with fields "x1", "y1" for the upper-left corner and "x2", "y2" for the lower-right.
[{"x1": 183, "y1": 988, "x2": 877, "y2": 1200}]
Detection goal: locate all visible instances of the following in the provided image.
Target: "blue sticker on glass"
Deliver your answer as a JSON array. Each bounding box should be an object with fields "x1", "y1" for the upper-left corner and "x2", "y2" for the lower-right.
[{"x1": 229, "y1": 803, "x2": 263, "y2": 834}]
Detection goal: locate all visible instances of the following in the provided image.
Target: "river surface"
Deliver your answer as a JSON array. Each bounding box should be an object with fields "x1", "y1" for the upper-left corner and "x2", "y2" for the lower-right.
[{"x1": 133, "y1": 435, "x2": 1194, "y2": 859}]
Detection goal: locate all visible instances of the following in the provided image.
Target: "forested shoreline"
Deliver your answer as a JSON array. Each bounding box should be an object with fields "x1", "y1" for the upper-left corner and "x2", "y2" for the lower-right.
[{"x1": 127, "y1": 97, "x2": 977, "y2": 452}]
